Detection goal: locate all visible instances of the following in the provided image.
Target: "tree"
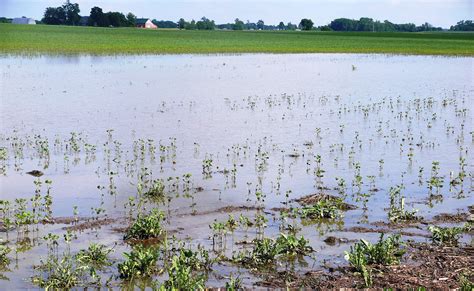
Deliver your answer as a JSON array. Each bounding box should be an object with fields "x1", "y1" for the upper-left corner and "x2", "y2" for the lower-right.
[
  {"x1": 178, "y1": 18, "x2": 186, "y2": 30},
  {"x1": 232, "y1": 18, "x2": 245, "y2": 30},
  {"x1": 185, "y1": 19, "x2": 196, "y2": 30},
  {"x1": 153, "y1": 20, "x2": 177, "y2": 28},
  {"x1": 257, "y1": 19, "x2": 265, "y2": 30},
  {"x1": 299, "y1": 18, "x2": 314, "y2": 30},
  {"x1": 245, "y1": 20, "x2": 257, "y2": 30},
  {"x1": 278, "y1": 21, "x2": 285, "y2": 30},
  {"x1": 319, "y1": 25, "x2": 332, "y2": 31},
  {"x1": 357, "y1": 17, "x2": 374, "y2": 31},
  {"x1": 287, "y1": 22, "x2": 297, "y2": 30},
  {"x1": 88, "y1": 6, "x2": 106, "y2": 26},
  {"x1": 126, "y1": 13, "x2": 136, "y2": 27},
  {"x1": 106, "y1": 12, "x2": 127, "y2": 27},
  {"x1": 0, "y1": 17, "x2": 11, "y2": 23},
  {"x1": 42, "y1": 7, "x2": 66, "y2": 25},
  {"x1": 196, "y1": 17, "x2": 215, "y2": 30},
  {"x1": 63, "y1": 1, "x2": 80, "y2": 25},
  {"x1": 450, "y1": 20, "x2": 474, "y2": 31}
]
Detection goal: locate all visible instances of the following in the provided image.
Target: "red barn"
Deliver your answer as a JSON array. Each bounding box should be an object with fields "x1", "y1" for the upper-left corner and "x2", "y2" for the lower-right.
[{"x1": 136, "y1": 18, "x2": 157, "y2": 29}]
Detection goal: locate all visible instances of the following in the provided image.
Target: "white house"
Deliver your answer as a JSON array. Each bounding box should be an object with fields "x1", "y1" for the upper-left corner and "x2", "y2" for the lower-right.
[{"x1": 12, "y1": 17, "x2": 36, "y2": 25}]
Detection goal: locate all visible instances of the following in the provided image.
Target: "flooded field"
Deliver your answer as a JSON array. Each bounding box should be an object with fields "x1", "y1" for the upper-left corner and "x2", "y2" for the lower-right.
[{"x1": 0, "y1": 54, "x2": 473, "y2": 289}]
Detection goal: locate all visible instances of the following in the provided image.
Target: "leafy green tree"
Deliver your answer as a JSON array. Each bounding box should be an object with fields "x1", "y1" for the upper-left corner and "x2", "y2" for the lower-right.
[
  {"x1": 299, "y1": 18, "x2": 314, "y2": 30},
  {"x1": 185, "y1": 19, "x2": 196, "y2": 30},
  {"x1": 245, "y1": 21, "x2": 256, "y2": 30},
  {"x1": 450, "y1": 20, "x2": 474, "y2": 31},
  {"x1": 63, "y1": 1, "x2": 80, "y2": 25},
  {"x1": 178, "y1": 18, "x2": 186, "y2": 29},
  {"x1": 357, "y1": 17, "x2": 374, "y2": 31},
  {"x1": 330, "y1": 18, "x2": 357, "y2": 31},
  {"x1": 88, "y1": 6, "x2": 107, "y2": 26},
  {"x1": 126, "y1": 13, "x2": 136, "y2": 26},
  {"x1": 0, "y1": 17, "x2": 11, "y2": 23},
  {"x1": 287, "y1": 22, "x2": 297, "y2": 30},
  {"x1": 153, "y1": 20, "x2": 177, "y2": 28},
  {"x1": 232, "y1": 18, "x2": 245, "y2": 30},
  {"x1": 257, "y1": 19, "x2": 265, "y2": 30},
  {"x1": 42, "y1": 6, "x2": 66, "y2": 25},
  {"x1": 278, "y1": 21, "x2": 286, "y2": 30},
  {"x1": 319, "y1": 25, "x2": 332, "y2": 31},
  {"x1": 196, "y1": 17, "x2": 215, "y2": 30},
  {"x1": 106, "y1": 12, "x2": 127, "y2": 27}
]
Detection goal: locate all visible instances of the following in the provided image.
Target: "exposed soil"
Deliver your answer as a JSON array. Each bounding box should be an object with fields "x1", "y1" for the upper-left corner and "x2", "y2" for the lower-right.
[
  {"x1": 432, "y1": 212, "x2": 470, "y2": 223},
  {"x1": 188, "y1": 205, "x2": 262, "y2": 216},
  {"x1": 294, "y1": 193, "x2": 357, "y2": 210},
  {"x1": 344, "y1": 226, "x2": 431, "y2": 238},
  {"x1": 62, "y1": 217, "x2": 118, "y2": 232}
]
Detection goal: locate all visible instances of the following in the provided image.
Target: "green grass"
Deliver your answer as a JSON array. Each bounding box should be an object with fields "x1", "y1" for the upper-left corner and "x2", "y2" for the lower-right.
[{"x1": 1, "y1": 23, "x2": 473, "y2": 55}]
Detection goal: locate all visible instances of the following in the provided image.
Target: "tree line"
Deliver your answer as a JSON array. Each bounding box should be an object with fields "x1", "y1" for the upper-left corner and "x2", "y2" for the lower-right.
[{"x1": 28, "y1": 1, "x2": 474, "y2": 32}]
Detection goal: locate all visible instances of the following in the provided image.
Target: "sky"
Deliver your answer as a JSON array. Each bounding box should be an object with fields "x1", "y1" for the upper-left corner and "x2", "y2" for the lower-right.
[{"x1": 1, "y1": 0, "x2": 472, "y2": 28}]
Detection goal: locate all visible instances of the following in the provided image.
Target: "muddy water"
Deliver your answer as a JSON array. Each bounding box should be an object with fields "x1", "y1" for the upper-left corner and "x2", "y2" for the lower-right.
[{"x1": 0, "y1": 54, "x2": 473, "y2": 288}]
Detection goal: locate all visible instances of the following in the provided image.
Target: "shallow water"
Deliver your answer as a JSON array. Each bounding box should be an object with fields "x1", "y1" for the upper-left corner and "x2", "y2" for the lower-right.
[{"x1": 0, "y1": 53, "x2": 473, "y2": 288}]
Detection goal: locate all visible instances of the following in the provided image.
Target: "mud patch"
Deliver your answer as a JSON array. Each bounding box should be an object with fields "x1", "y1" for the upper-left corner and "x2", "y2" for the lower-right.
[
  {"x1": 188, "y1": 205, "x2": 262, "y2": 216},
  {"x1": 432, "y1": 212, "x2": 470, "y2": 223},
  {"x1": 62, "y1": 217, "x2": 117, "y2": 232},
  {"x1": 344, "y1": 226, "x2": 430, "y2": 238},
  {"x1": 294, "y1": 193, "x2": 356, "y2": 210},
  {"x1": 256, "y1": 243, "x2": 474, "y2": 289}
]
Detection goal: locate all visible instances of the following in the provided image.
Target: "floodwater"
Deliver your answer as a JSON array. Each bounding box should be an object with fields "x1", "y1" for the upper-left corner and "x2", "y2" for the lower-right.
[{"x1": 0, "y1": 53, "x2": 473, "y2": 288}]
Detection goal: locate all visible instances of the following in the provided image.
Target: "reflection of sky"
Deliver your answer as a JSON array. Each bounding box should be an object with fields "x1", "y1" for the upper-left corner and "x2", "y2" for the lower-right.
[{"x1": 1, "y1": 0, "x2": 472, "y2": 28}]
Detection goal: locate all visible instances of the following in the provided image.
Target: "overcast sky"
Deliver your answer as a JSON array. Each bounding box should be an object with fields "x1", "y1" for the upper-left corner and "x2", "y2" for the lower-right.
[{"x1": 1, "y1": 0, "x2": 472, "y2": 28}]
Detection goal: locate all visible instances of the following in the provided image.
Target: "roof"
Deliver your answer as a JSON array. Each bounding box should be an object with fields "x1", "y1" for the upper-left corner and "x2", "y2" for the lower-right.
[
  {"x1": 136, "y1": 18, "x2": 150, "y2": 25},
  {"x1": 12, "y1": 17, "x2": 35, "y2": 24}
]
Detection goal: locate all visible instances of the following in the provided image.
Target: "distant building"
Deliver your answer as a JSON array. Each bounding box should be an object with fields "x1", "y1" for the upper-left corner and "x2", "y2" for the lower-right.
[
  {"x1": 79, "y1": 16, "x2": 89, "y2": 26},
  {"x1": 136, "y1": 18, "x2": 157, "y2": 29},
  {"x1": 12, "y1": 17, "x2": 36, "y2": 25}
]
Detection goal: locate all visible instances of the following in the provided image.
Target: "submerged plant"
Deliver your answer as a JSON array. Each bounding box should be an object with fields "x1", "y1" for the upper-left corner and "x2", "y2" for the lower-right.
[
  {"x1": 160, "y1": 250, "x2": 206, "y2": 290},
  {"x1": 345, "y1": 234, "x2": 405, "y2": 272},
  {"x1": 125, "y1": 209, "x2": 165, "y2": 240},
  {"x1": 0, "y1": 245, "x2": 11, "y2": 266},
  {"x1": 233, "y1": 233, "x2": 312, "y2": 267},
  {"x1": 118, "y1": 245, "x2": 160, "y2": 279},
  {"x1": 388, "y1": 185, "x2": 419, "y2": 223},
  {"x1": 32, "y1": 256, "x2": 80, "y2": 289},
  {"x1": 75, "y1": 243, "x2": 113, "y2": 268},
  {"x1": 144, "y1": 179, "x2": 166, "y2": 200},
  {"x1": 298, "y1": 199, "x2": 343, "y2": 220},
  {"x1": 225, "y1": 275, "x2": 242, "y2": 290},
  {"x1": 428, "y1": 225, "x2": 464, "y2": 246}
]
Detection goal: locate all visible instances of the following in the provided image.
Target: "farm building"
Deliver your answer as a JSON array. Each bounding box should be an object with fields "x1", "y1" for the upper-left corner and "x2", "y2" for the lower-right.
[
  {"x1": 136, "y1": 18, "x2": 157, "y2": 29},
  {"x1": 12, "y1": 17, "x2": 36, "y2": 25}
]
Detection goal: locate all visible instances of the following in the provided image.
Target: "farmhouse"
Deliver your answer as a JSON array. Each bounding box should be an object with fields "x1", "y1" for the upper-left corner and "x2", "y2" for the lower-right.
[
  {"x1": 136, "y1": 18, "x2": 157, "y2": 29},
  {"x1": 12, "y1": 17, "x2": 36, "y2": 25}
]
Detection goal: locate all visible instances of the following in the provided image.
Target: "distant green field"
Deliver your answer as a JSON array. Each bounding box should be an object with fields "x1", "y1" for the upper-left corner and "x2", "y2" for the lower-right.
[{"x1": 1, "y1": 23, "x2": 473, "y2": 55}]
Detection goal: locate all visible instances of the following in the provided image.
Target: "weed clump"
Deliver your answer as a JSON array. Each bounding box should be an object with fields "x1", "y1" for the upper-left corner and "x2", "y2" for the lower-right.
[
  {"x1": 144, "y1": 179, "x2": 166, "y2": 200},
  {"x1": 388, "y1": 185, "x2": 419, "y2": 223},
  {"x1": 125, "y1": 209, "x2": 165, "y2": 240},
  {"x1": 428, "y1": 225, "x2": 464, "y2": 246},
  {"x1": 160, "y1": 247, "x2": 210, "y2": 290},
  {"x1": 345, "y1": 234, "x2": 405, "y2": 287},
  {"x1": 233, "y1": 233, "x2": 313, "y2": 267},
  {"x1": 0, "y1": 245, "x2": 11, "y2": 265},
  {"x1": 75, "y1": 243, "x2": 113, "y2": 268},
  {"x1": 118, "y1": 245, "x2": 159, "y2": 279}
]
